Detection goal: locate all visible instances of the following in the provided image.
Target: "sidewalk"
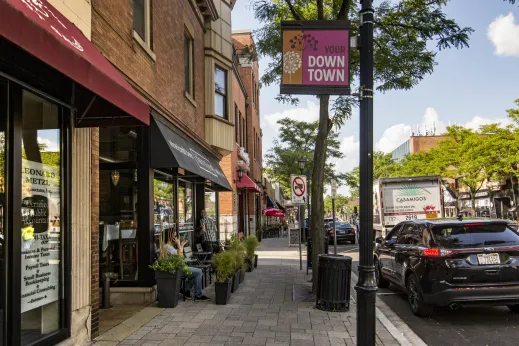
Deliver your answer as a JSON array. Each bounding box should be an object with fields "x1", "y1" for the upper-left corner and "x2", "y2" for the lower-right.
[{"x1": 91, "y1": 238, "x2": 419, "y2": 346}]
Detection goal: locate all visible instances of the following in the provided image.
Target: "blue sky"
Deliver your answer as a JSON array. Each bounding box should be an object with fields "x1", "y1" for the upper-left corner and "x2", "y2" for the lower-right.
[{"x1": 232, "y1": 0, "x2": 519, "y2": 194}]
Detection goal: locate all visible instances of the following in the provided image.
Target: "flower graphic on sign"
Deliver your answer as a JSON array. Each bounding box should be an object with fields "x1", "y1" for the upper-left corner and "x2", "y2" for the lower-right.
[
  {"x1": 283, "y1": 51, "x2": 302, "y2": 83},
  {"x1": 289, "y1": 33, "x2": 319, "y2": 51}
]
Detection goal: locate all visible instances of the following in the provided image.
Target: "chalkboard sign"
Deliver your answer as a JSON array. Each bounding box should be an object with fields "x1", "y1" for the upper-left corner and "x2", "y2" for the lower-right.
[{"x1": 288, "y1": 228, "x2": 300, "y2": 246}]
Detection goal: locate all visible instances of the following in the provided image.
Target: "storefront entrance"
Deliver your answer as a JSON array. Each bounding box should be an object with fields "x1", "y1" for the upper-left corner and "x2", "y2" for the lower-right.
[{"x1": 0, "y1": 78, "x2": 70, "y2": 345}]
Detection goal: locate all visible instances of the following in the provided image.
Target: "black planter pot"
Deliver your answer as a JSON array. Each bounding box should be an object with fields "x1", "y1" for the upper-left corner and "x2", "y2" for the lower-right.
[
  {"x1": 257, "y1": 232, "x2": 262, "y2": 242},
  {"x1": 215, "y1": 280, "x2": 232, "y2": 305},
  {"x1": 155, "y1": 271, "x2": 182, "y2": 308},
  {"x1": 246, "y1": 258, "x2": 254, "y2": 272},
  {"x1": 231, "y1": 271, "x2": 240, "y2": 293},
  {"x1": 254, "y1": 254, "x2": 258, "y2": 268},
  {"x1": 239, "y1": 267, "x2": 246, "y2": 283}
]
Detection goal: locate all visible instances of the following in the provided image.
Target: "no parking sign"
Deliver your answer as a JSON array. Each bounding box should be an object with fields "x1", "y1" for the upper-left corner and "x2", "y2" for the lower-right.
[{"x1": 291, "y1": 175, "x2": 307, "y2": 204}]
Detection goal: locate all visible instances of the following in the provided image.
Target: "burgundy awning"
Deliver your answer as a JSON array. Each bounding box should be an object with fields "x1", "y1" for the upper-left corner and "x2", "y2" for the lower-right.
[
  {"x1": 237, "y1": 173, "x2": 262, "y2": 193},
  {"x1": 0, "y1": 0, "x2": 149, "y2": 126}
]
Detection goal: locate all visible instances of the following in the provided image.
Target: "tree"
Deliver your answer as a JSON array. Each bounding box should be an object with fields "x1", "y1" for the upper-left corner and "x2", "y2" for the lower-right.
[
  {"x1": 324, "y1": 194, "x2": 350, "y2": 216},
  {"x1": 344, "y1": 152, "x2": 400, "y2": 197},
  {"x1": 253, "y1": 0, "x2": 474, "y2": 291},
  {"x1": 264, "y1": 118, "x2": 344, "y2": 194}
]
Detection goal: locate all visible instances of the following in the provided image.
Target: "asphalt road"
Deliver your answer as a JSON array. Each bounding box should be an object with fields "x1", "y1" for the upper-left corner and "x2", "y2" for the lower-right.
[{"x1": 349, "y1": 248, "x2": 519, "y2": 346}]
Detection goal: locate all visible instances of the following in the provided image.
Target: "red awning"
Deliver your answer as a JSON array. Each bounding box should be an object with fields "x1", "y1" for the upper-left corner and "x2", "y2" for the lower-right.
[
  {"x1": 0, "y1": 0, "x2": 149, "y2": 126},
  {"x1": 237, "y1": 173, "x2": 262, "y2": 193}
]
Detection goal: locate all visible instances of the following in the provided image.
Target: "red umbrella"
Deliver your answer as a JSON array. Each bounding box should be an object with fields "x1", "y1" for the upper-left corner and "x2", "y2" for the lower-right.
[{"x1": 263, "y1": 208, "x2": 285, "y2": 217}]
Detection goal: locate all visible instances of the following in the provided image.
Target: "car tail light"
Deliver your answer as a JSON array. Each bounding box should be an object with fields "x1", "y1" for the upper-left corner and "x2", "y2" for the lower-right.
[
  {"x1": 421, "y1": 248, "x2": 456, "y2": 257},
  {"x1": 463, "y1": 223, "x2": 484, "y2": 227},
  {"x1": 329, "y1": 230, "x2": 334, "y2": 234}
]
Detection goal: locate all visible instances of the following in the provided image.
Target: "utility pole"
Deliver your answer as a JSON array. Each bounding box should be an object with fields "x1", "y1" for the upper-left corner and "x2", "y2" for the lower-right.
[
  {"x1": 331, "y1": 179, "x2": 337, "y2": 255},
  {"x1": 355, "y1": 1, "x2": 378, "y2": 345}
]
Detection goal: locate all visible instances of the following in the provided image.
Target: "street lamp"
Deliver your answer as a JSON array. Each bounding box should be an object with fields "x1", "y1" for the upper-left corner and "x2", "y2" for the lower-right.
[
  {"x1": 298, "y1": 157, "x2": 306, "y2": 173},
  {"x1": 237, "y1": 169, "x2": 244, "y2": 182}
]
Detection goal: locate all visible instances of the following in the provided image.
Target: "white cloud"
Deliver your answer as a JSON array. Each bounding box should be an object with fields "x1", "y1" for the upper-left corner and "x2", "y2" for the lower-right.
[
  {"x1": 264, "y1": 101, "x2": 319, "y2": 132},
  {"x1": 375, "y1": 124, "x2": 411, "y2": 154},
  {"x1": 464, "y1": 116, "x2": 513, "y2": 130},
  {"x1": 331, "y1": 136, "x2": 360, "y2": 196},
  {"x1": 488, "y1": 12, "x2": 519, "y2": 57},
  {"x1": 37, "y1": 136, "x2": 59, "y2": 152}
]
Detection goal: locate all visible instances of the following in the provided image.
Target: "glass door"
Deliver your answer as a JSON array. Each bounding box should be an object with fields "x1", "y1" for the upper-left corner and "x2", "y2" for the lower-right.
[
  {"x1": 178, "y1": 180, "x2": 194, "y2": 247},
  {"x1": 20, "y1": 90, "x2": 63, "y2": 345}
]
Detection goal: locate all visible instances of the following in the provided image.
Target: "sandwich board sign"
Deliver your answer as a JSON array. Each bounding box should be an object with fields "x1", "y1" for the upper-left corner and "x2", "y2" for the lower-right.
[{"x1": 291, "y1": 175, "x2": 307, "y2": 205}]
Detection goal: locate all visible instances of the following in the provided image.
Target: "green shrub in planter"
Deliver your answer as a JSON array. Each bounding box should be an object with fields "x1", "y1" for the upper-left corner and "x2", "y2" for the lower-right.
[
  {"x1": 244, "y1": 235, "x2": 259, "y2": 271},
  {"x1": 149, "y1": 255, "x2": 191, "y2": 308},
  {"x1": 213, "y1": 251, "x2": 236, "y2": 305}
]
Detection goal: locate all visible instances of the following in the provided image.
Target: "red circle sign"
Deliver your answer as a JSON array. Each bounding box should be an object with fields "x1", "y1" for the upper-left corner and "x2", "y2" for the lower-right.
[{"x1": 292, "y1": 177, "x2": 306, "y2": 197}]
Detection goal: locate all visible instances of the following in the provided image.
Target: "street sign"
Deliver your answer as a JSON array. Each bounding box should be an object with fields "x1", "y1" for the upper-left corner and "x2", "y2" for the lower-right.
[
  {"x1": 291, "y1": 175, "x2": 307, "y2": 204},
  {"x1": 331, "y1": 179, "x2": 337, "y2": 199}
]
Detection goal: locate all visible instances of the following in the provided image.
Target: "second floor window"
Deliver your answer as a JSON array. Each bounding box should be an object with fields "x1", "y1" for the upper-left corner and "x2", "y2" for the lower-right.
[
  {"x1": 215, "y1": 66, "x2": 227, "y2": 119},
  {"x1": 184, "y1": 33, "x2": 194, "y2": 97},
  {"x1": 133, "y1": 0, "x2": 152, "y2": 49}
]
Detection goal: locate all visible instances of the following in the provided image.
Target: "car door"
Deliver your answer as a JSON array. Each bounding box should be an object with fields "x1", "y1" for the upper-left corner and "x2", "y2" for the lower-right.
[
  {"x1": 378, "y1": 224, "x2": 403, "y2": 279},
  {"x1": 392, "y1": 223, "x2": 422, "y2": 285}
]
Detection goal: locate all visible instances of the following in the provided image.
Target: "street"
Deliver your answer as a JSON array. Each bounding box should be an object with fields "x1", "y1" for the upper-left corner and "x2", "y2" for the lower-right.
[{"x1": 344, "y1": 246, "x2": 519, "y2": 346}]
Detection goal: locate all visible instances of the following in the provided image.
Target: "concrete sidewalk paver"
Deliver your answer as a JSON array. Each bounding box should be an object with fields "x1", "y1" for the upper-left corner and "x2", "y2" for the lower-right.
[{"x1": 91, "y1": 238, "x2": 408, "y2": 346}]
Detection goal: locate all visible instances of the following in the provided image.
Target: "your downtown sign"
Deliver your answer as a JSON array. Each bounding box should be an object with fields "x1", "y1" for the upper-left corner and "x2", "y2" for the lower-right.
[{"x1": 280, "y1": 20, "x2": 351, "y2": 95}]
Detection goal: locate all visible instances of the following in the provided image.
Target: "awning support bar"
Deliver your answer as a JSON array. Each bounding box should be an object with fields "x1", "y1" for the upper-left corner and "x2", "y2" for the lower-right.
[{"x1": 77, "y1": 95, "x2": 97, "y2": 125}]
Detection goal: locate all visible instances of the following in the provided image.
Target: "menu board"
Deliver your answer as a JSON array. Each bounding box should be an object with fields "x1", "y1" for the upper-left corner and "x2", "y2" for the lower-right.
[
  {"x1": 21, "y1": 159, "x2": 60, "y2": 313},
  {"x1": 289, "y1": 228, "x2": 300, "y2": 246}
]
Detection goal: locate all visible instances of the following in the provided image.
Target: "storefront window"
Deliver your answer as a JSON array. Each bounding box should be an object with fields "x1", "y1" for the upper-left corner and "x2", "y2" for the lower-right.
[
  {"x1": 20, "y1": 91, "x2": 61, "y2": 344},
  {"x1": 99, "y1": 127, "x2": 139, "y2": 282},
  {"x1": 205, "y1": 189, "x2": 218, "y2": 242},
  {"x1": 178, "y1": 180, "x2": 194, "y2": 246},
  {"x1": 154, "y1": 172, "x2": 175, "y2": 256}
]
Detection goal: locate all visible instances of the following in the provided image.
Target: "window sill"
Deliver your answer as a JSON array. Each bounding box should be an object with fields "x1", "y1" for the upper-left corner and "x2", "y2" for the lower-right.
[
  {"x1": 133, "y1": 31, "x2": 156, "y2": 61},
  {"x1": 206, "y1": 114, "x2": 233, "y2": 126},
  {"x1": 185, "y1": 91, "x2": 197, "y2": 108}
]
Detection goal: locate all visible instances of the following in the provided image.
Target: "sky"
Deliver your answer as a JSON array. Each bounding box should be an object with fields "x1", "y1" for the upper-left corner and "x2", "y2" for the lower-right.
[{"x1": 231, "y1": 0, "x2": 519, "y2": 195}]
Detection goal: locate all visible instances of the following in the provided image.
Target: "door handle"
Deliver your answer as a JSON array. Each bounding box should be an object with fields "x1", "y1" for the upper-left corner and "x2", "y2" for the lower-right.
[{"x1": 485, "y1": 269, "x2": 499, "y2": 275}]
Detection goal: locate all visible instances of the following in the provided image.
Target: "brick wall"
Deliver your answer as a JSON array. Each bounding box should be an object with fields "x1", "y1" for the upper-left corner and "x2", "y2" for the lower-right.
[
  {"x1": 91, "y1": 0, "x2": 206, "y2": 138},
  {"x1": 90, "y1": 128, "x2": 100, "y2": 338},
  {"x1": 410, "y1": 135, "x2": 450, "y2": 154}
]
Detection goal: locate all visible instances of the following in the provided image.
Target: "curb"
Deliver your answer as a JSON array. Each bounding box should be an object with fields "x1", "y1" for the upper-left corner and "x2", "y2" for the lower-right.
[{"x1": 350, "y1": 271, "x2": 427, "y2": 346}]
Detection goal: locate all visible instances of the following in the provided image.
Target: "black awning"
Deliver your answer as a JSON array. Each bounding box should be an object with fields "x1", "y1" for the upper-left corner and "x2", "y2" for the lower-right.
[
  {"x1": 266, "y1": 195, "x2": 279, "y2": 209},
  {"x1": 150, "y1": 117, "x2": 232, "y2": 191}
]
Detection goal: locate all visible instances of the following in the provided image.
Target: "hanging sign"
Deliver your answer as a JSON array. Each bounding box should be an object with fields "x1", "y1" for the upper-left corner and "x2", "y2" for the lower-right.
[
  {"x1": 280, "y1": 20, "x2": 351, "y2": 95},
  {"x1": 331, "y1": 179, "x2": 337, "y2": 199},
  {"x1": 291, "y1": 175, "x2": 307, "y2": 205}
]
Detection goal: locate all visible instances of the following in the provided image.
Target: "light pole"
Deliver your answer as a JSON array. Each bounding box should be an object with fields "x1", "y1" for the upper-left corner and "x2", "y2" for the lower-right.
[
  {"x1": 355, "y1": 0, "x2": 377, "y2": 345},
  {"x1": 298, "y1": 157, "x2": 307, "y2": 271},
  {"x1": 331, "y1": 179, "x2": 337, "y2": 255}
]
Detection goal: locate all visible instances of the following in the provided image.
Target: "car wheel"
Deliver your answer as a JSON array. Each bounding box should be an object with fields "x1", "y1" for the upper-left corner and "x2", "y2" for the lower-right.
[
  {"x1": 508, "y1": 305, "x2": 519, "y2": 313},
  {"x1": 375, "y1": 259, "x2": 390, "y2": 289},
  {"x1": 406, "y1": 273, "x2": 434, "y2": 317}
]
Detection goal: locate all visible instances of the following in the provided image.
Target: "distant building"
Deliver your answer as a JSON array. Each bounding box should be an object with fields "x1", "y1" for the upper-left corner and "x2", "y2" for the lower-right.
[{"x1": 391, "y1": 135, "x2": 450, "y2": 162}]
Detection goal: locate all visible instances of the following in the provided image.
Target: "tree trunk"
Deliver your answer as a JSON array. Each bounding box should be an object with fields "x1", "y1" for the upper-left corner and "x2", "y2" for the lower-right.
[{"x1": 311, "y1": 95, "x2": 330, "y2": 293}]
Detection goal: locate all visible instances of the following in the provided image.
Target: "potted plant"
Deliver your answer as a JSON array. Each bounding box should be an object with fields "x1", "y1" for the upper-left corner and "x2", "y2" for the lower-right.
[
  {"x1": 213, "y1": 251, "x2": 236, "y2": 305},
  {"x1": 230, "y1": 238, "x2": 245, "y2": 291},
  {"x1": 244, "y1": 235, "x2": 259, "y2": 272},
  {"x1": 149, "y1": 252, "x2": 191, "y2": 308}
]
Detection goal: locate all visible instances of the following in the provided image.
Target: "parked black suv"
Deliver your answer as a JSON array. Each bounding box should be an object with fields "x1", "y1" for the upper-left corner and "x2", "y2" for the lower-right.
[
  {"x1": 327, "y1": 222, "x2": 356, "y2": 244},
  {"x1": 374, "y1": 219, "x2": 519, "y2": 317}
]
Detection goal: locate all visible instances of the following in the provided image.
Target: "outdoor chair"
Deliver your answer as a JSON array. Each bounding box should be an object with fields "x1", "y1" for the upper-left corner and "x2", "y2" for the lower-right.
[{"x1": 184, "y1": 246, "x2": 212, "y2": 288}]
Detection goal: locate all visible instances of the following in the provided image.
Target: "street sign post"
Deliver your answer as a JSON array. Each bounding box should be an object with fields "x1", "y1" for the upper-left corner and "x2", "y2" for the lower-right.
[
  {"x1": 331, "y1": 179, "x2": 337, "y2": 254},
  {"x1": 291, "y1": 175, "x2": 307, "y2": 271}
]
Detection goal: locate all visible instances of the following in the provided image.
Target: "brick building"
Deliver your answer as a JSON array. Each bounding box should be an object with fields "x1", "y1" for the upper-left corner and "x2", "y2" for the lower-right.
[{"x1": 218, "y1": 29, "x2": 264, "y2": 238}]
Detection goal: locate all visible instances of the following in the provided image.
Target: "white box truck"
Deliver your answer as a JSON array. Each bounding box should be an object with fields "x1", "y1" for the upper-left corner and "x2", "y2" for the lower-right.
[{"x1": 373, "y1": 176, "x2": 444, "y2": 237}]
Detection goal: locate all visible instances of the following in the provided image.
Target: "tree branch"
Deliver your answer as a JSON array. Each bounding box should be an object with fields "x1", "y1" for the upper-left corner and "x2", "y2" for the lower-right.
[
  {"x1": 336, "y1": 0, "x2": 350, "y2": 20},
  {"x1": 317, "y1": 0, "x2": 324, "y2": 20},
  {"x1": 283, "y1": 0, "x2": 301, "y2": 20}
]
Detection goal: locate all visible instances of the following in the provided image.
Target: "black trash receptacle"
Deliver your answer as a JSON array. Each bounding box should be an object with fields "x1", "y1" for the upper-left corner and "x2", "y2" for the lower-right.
[
  {"x1": 307, "y1": 237, "x2": 330, "y2": 269},
  {"x1": 316, "y1": 254, "x2": 351, "y2": 312}
]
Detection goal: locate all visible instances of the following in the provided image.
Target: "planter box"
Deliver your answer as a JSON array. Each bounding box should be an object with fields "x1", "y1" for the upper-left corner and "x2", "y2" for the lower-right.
[
  {"x1": 254, "y1": 254, "x2": 258, "y2": 268},
  {"x1": 215, "y1": 280, "x2": 232, "y2": 305},
  {"x1": 155, "y1": 271, "x2": 182, "y2": 308},
  {"x1": 231, "y1": 271, "x2": 240, "y2": 293},
  {"x1": 239, "y1": 267, "x2": 246, "y2": 283},
  {"x1": 246, "y1": 258, "x2": 254, "y2": 272}
]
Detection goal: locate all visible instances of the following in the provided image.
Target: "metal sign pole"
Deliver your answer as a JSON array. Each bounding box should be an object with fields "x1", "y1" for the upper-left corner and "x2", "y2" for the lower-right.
[
  {"x1": 332, "y1": 198, "x2": 337, "y2": 255},
  {"x1": 299, "y1": 204, "x2": 303, "y2": 270},
  {"x1": 355, "y1": 1, "x2": 378, "y2": 345}
]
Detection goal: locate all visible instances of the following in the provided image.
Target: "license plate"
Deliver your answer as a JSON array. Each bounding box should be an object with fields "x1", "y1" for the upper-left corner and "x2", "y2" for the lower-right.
[
  {"x1": 477, "y1": 253, "x2": 500, "y2": 265},
  {"x1": 338, "y1": 230, "x2": 345, "y2": 234}
]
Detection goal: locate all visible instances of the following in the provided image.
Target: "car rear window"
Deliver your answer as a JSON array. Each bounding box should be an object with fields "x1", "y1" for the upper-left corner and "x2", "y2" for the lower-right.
[
  {"x1": 336, "y1": 223, "x2": 351, "y2": 228},
  {"x1": 431, "y1": 223, "x2": 519, "y2": 249}
]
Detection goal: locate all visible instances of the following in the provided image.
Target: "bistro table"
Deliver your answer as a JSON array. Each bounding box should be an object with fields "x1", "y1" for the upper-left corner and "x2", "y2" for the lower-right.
[{"x1": 193, "y1": 251, "x2": 212, "y2": 262}]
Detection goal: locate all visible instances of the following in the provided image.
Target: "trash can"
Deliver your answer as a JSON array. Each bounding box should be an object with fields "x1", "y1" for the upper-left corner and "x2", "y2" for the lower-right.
[
  {"x1": 307, "y1": 237, "x2": 329, "y2": 269},
  {"x1": 315, "y1": 254, "x2": 351, "y2": 312}
]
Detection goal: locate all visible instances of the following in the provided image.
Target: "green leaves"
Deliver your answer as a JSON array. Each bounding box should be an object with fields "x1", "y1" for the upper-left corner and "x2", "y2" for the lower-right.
[
  {"x1": 264, "y1": 118, "x2": 344, "y2": 194},
  {"x1": 149, "y1": 254, "x2": 192, "y2": 275}
]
